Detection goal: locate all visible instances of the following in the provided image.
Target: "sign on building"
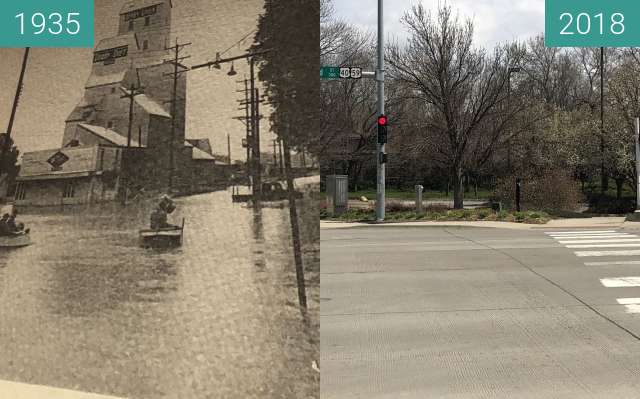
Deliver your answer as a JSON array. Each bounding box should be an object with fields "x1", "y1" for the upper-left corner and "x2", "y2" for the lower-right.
[
  {"x1": 93, "y1": 45, "x2": 128, "y2": 63},
  {"x1": 124, "y1": 5, "x2": 158, "y2": 21},
  {"x1": 47, "y1": 151, "x2": 70, "y2": 171}
]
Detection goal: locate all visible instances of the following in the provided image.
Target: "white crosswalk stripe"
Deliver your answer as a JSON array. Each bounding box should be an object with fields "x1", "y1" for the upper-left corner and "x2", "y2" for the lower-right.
[
  {"x1": 547, "y1": 229, "x2": 640, "y2": 314},
  {"x1": 559, "y1": 238, "x2": 640, "y2": 244},
  {"x1": 600, "y1": 277, "x2": 640, "y2": 287},
  {"x1": 616, "y1": 298, "x2": 640, "y2": 313},
  {"x1": 545, "y1": 230, "x2": 617, "y2": 235},
  {"x1": 567, "y1": 243, "x2": 640, "y2": 248},
  {"x1": 575, "y1": 250, "x2": 640, "y2": 257},
  {"x1": 585, "y1": 260, "x2": 640, "y2": 266}
]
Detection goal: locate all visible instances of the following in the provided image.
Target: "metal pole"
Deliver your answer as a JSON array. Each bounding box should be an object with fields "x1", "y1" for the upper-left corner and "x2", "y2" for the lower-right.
[
  {"x1": 227, "y1": 133, "x2": 231, "y2": 165},
  {"x1": 635, "y1": 117, "x2": 640, "y2": 211},
  {"x1": 376, "y1": 0, "x2": 385, "y2": 221},
  {"x1": 600, "y1": 47, "x2": 606, "y2": 196}
]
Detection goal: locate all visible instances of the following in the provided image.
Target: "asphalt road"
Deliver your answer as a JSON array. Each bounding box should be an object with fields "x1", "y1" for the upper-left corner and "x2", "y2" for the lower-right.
[{"x1": 321, "y1": 225, "x2": 640, "y2": 398}]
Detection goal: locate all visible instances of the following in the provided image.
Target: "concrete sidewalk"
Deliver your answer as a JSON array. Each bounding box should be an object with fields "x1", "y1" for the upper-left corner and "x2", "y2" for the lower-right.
[
  {"x1": 321, "y1": 217, "x2": 632, "y2": 231},
  {"x1": 0, "y1": 380, "x2": 125, "y2": 399}
]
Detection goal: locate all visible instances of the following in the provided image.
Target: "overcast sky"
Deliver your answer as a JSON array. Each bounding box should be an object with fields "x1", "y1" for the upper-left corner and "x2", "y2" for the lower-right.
[{"x1": 334, "y1": 0, "x2": 545, "y2": 48}]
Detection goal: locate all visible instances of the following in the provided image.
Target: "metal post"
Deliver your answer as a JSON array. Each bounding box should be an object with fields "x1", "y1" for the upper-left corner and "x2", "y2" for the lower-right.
[
  {"x1": 415, "y1": 185, "x2": 423, "y2": 213},
  {"x1": 376, "y1": 0, "x2": 385, "y2": 221},
  {"x1": 600, "y1": 47, "x2": 606, "y2": 196},
  {"x1": 516, "y1": 178, "x2": 522, "y2": 212},
  {"x1": 635, "y1": 117, "x2": 640, "y2": 211},
  {"x1": 227, "y1": 134, "x2": 232, "y2": 165}
]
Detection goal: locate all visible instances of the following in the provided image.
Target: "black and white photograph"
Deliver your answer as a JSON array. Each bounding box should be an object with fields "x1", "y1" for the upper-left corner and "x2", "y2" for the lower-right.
[{"x1": 0, "y1": 0, "x2": 319, "y2": 398}]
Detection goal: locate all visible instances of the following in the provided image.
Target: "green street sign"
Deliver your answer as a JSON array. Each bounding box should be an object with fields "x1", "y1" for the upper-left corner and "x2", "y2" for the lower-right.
[
  {"x1": 546, "y1": 0, "x2": 640, "y2": 47},
  {"x1": 321, "y1": 66, "x2": 340, "y2": 80}
]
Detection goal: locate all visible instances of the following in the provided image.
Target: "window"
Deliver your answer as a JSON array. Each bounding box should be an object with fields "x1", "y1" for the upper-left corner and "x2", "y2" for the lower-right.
[
  {"x1": 15, "y1": 183, "x2": 26, "y2": 201},
  {"x1": 107, "y1": 121, "x2": 114, "y2": 129},
  {"x1": 143, "y1": 40, "x2": 149, "y2": 50},
  {"x1": 145, "y1": 16, "x2": 150, "y2": 26},
  {"x1": 111, "y1": 87, "x2": 116, "y2": 94},
  {"x1": 128, "y1": 20, "x2": 134, "y2": 31},
  {"x1": 63, "y1": 181, "x2": 75, "y2": 198}
]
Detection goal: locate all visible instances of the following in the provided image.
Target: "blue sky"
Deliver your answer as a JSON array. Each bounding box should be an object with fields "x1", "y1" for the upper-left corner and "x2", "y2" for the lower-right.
[{"x1": 333, "y1": 0, "x2": 546, "y2": 48}]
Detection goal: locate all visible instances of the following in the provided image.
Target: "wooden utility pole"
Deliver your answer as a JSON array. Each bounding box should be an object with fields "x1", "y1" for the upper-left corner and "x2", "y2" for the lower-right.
[
  {"x1": 192, "y1": 51, "x2": 270, "y2": 200},
  {"x1": 272, "y1": 139, "x2": 278, "y2": 166},
  {"x1": 282, "y1": 126, "x2": 307, "y2": 311},
  {"x1": 2, "y1": 47, "x2": 30, "y2": 176},
  {"x1": 163, "y1": 38, "x2": 191, "y2": 192},
  {"x1": 120, "y1": 83, "x2": 144, "y2": 147},
  {"x1": 227, "y1": 134, "x2": 231, "y2": 165},
  {"x1": 7, "y1": 48, "x2": 29, "y2": 139}
]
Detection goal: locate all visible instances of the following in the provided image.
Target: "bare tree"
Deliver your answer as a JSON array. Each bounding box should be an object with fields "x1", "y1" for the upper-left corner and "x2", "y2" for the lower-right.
[{"x1": 387, "y1": 4, "x2": 525, "y2": 208}]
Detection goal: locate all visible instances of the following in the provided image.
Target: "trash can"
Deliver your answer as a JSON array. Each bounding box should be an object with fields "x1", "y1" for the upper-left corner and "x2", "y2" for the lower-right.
[{"x1": 326, "y1": 175, "x2": 348, "y2": 215}]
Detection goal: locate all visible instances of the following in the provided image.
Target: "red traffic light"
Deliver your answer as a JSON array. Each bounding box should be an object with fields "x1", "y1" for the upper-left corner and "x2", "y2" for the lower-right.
[{"x1": 377, "y1": 115, "x2": 387, "y2": 126}]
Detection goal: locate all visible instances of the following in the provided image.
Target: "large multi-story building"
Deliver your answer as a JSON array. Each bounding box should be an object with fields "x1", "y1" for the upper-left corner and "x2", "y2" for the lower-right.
[{"x1": 15, "y1": 0, "x2": 220, "y2": 206}]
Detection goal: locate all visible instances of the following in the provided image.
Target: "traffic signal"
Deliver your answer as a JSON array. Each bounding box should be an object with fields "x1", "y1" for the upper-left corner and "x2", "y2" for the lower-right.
[{"x1": 377, "y1": 114, "x2": 388, "y2": 144}]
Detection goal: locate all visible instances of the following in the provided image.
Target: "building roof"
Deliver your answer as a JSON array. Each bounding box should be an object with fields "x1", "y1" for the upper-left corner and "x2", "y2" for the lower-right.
[
  {"x1": 191, "y1": 146, "x2": 215, "y2": 161},
  {"x1": 18, "y1": 147, "x2": 100, "y2": 180},
  {"x1": 120, "y1": 0, "x2": 169, "y2": 14},
  {"x1": 95, "y1": 34, "x2": 138, "y2": 52},
  {"x1": 86, "y1": 70, "x2": 127, "y2": 88},
  {"x1": 79, "y1": 123, "x2": 144, "y2": 147},
  {"x1": 186, "y1": 138, "x2": 213, "y2": 154},
  {"x1": 135, "y1": 94, "x2": 171, "y2": 118}
]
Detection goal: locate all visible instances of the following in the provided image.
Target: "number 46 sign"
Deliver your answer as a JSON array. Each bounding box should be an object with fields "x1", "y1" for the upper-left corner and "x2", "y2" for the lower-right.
[{"x1": 546, "y1": 0, "x2": 639, "y2": 47}]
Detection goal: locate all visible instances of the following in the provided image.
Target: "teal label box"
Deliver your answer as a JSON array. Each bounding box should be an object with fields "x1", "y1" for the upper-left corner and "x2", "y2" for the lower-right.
[
  {"x1": 546, "y1": 0, "x2": 640, "y2": 47},
  {"x1": 0, "y1": 0, "x2": 94, "y2": 48}
]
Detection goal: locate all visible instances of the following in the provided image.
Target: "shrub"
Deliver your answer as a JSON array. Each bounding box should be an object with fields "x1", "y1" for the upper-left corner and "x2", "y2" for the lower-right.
[
  {"x1": 477, "y1": 209, "x2": 491, "y2": 219},
  {"x1": 493, "y1": 170, "x2": 585, "y2": 212}
]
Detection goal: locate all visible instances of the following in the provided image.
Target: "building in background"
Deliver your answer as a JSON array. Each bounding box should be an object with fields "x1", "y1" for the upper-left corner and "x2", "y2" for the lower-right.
[{"x1": 15, "y1": 0, "x2": 224, "y2": 206}]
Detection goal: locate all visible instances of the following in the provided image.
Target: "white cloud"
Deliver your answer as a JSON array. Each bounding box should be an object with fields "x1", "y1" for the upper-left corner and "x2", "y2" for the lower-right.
[{"x1": 333, "y1": 0, "x2": 545, "y2": 48}]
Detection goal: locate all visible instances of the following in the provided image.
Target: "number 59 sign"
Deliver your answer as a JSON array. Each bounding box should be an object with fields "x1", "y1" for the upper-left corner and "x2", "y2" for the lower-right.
[
  {"x1": 0, "y1": 0, "x2": 94, "y2": 47},
  {"x1": 546, "y1": 0, "x2": 640, "y2": 47}
]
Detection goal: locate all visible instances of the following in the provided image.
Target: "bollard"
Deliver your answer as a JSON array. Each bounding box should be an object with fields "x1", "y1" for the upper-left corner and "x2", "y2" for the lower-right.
[
  {"x1": 515, "y1": 178, "x2": 522, "y2": 212},
  {"x1": 415, "y1": 184, "x2": 424, "y2": 213}
]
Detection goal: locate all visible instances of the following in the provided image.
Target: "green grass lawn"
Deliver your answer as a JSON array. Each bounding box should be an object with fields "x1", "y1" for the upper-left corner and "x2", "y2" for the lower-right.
[
  {"x1": 321, "y1": 207, "x2": 551, "y2": 224},
  {"x1": 347, "y1": 189, "x2": 492, "y2": 201}
]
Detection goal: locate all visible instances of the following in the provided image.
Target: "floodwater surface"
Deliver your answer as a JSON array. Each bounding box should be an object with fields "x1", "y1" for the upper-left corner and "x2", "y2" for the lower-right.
[{"x1": 0, "y1": 188, "x2": 319, "y2": 398}]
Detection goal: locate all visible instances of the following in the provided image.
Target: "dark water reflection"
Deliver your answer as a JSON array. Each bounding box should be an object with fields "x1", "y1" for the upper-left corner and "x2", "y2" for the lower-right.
[{"x1": 0, "y1": 189, "x2": 319, "y2": 398}]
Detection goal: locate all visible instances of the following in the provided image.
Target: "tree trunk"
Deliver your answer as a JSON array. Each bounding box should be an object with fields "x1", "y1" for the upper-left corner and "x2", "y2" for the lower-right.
[
  {"x1": 616, "y1": 178, "x2": 624, "y2": 200},
  {"x1": 452, "y1": 166, "x2": 464, "y2": 209}
]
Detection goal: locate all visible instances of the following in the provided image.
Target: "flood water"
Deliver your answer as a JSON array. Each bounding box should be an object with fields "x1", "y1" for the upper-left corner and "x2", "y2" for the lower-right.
[{"x1": 0, "y1": 186, "x2": 319, "y2": 398}]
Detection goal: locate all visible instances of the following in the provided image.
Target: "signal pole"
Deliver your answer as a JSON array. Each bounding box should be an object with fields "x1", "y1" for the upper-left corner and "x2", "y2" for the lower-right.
[
  {"x1": 163, "y1": 38, "x2": 192, "y2": 192},
  {"x1": 376, "y1": 0, "x2": 386, "y2": 221}
]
